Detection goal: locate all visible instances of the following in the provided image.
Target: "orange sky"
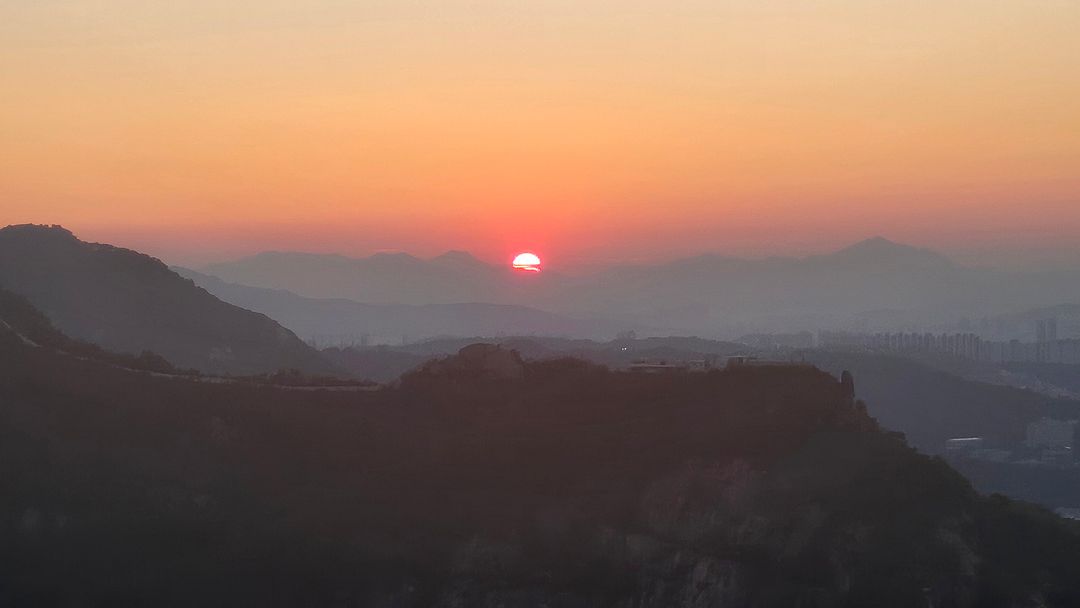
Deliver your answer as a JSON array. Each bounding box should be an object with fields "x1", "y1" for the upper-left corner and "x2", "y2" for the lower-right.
[{"x1": 2, "y1": 1, "x2": 1079, "y2": 268}]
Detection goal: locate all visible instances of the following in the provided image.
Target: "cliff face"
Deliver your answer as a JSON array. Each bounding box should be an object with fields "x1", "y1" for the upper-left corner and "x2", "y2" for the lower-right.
[{"x1": 1, "y1": 338, "x2": 1078, "y2": 606}]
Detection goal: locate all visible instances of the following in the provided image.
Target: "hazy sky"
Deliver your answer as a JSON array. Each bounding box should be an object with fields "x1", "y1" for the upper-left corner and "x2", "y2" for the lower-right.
[{"x1": 2, "y1": 1, "x2": 1079, "y2": 268}]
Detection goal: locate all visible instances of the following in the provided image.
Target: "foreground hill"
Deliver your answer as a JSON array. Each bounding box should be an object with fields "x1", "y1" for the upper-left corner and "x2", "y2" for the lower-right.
[
  {"x1": 321, "y1": 336, "x2": 1080, "y2": 513},
  {"x1": 327, "y1": 337, "x2": 1080, "y2": 455},
  {"x1": 356, "y1": 336, "x2": 1080, "y2": 457},
  {"x1": 2, "y1": 330, "x2": 1078, "y2": 606},
  {"x1": 0, "y1": 224, "x2": 335, "y2": 375},
  {"x1": 323, "y1": 335, "x2": 748, "y2": 382}
]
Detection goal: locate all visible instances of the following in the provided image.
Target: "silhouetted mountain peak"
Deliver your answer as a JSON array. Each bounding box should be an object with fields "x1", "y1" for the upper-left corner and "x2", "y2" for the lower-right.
[
  {"x1": 828, "y1": 237, "x2": 953, "y2": 268},
  {"x1": 0, "y1": 225, "x2": 336, "y2": 375},
  {"x1": 432, "y1": 249, "x2": 479, "y2": 262},
  {"x1": 0, "y1": 223, "x2": 77, "y2": 242},
  {"x1": 0, "y1": 223, "x2": 176, "y2": 280},
  {"x1": 836, "y1": 236, "x2": 915, "y2": 255}
]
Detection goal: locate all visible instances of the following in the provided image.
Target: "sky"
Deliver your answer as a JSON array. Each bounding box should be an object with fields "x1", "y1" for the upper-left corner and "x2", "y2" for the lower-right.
[{"x1": 2, "y1": 0, "x2": 1079, "y2": 269}]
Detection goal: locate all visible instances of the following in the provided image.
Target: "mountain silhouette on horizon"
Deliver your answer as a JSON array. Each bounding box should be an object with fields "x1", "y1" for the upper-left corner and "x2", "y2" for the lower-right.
[
  {"x1": 200, "y1": 236, "x2": 1080, "y2": 335},
  {"x1": 824, "y1": 236, "x2": 954, "y2": 268}
]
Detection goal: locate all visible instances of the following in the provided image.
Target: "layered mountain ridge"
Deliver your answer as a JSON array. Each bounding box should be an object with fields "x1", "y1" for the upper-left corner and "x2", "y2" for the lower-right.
[
  {"x1": 0, "y1": 224, "x2": 334, "y2": 375},
  {"x1": 200, "y1": 236, "x2": 1080, "y2": 334}
]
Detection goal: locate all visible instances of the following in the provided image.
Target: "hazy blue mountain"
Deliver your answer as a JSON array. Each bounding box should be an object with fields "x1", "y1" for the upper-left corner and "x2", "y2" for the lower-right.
[
  {"x1": 817, "y1": 236, "x2": 954, "y2": 270},
  {"x1": 549, "y1": 238, "x2": 1028, "y2": 330},
  {"x1": 174, "y1": 267, "x2": 618, "y2": 343},
  {"x1": 201, "y1": 237, "x2": 1080, "y2": 336},
  {"x1": 0, "y1": 224, "x2": 335, "y2": 375},
  {"x1": 202, "y1": 249, "x2": 567, "y2": 306}
]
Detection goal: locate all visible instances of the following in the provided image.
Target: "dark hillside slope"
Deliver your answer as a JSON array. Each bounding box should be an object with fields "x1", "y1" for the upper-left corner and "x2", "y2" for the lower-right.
[
  {"x1": 807, "y1": 351, "x2": 1080, "y2": 453},
  {"x1": 0, "y1": 224, "x2": 334, "y2": 375},
  {"x1": 2, "y1": 333, "x2": 1079, "y2": 606},
  {"x1": 0, "y1": 287, "x2": 181, "y2": 374}
]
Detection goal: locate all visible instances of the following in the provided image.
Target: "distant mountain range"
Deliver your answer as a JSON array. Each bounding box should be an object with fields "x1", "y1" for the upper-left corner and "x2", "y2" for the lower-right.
[
  {"x1": 203, "y1": 248, "x2": 540, "y2": 306},
  {"x1": 174, "y1": 267, "x2": 618, "y2": 343},
  {"x1": 9, "y1": 223, "x2": 1080, "y2": 368},
  {"x1": 201, "y1": 237, "x2": 1080, "y2": 336},
  {"x1": 0, "y1": 225, "x2": 334, "y2": 375}
]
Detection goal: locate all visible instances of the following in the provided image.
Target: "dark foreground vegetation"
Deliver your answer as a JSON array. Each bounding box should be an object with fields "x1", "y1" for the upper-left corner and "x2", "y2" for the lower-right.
[{"x1": 3, "y1": 327, "x2": 1080, "y2": 606}]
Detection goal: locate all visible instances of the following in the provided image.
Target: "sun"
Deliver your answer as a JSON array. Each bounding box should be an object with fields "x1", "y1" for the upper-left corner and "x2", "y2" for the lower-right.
[{"x1": 512, "y1": 252, "x2": 542, "y2": 272}]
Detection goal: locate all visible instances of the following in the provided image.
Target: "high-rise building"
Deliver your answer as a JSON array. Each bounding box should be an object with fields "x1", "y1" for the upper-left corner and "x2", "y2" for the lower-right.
[{"x1": 1037, "y1": 318, "x2": 1059, "y2": 343}]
